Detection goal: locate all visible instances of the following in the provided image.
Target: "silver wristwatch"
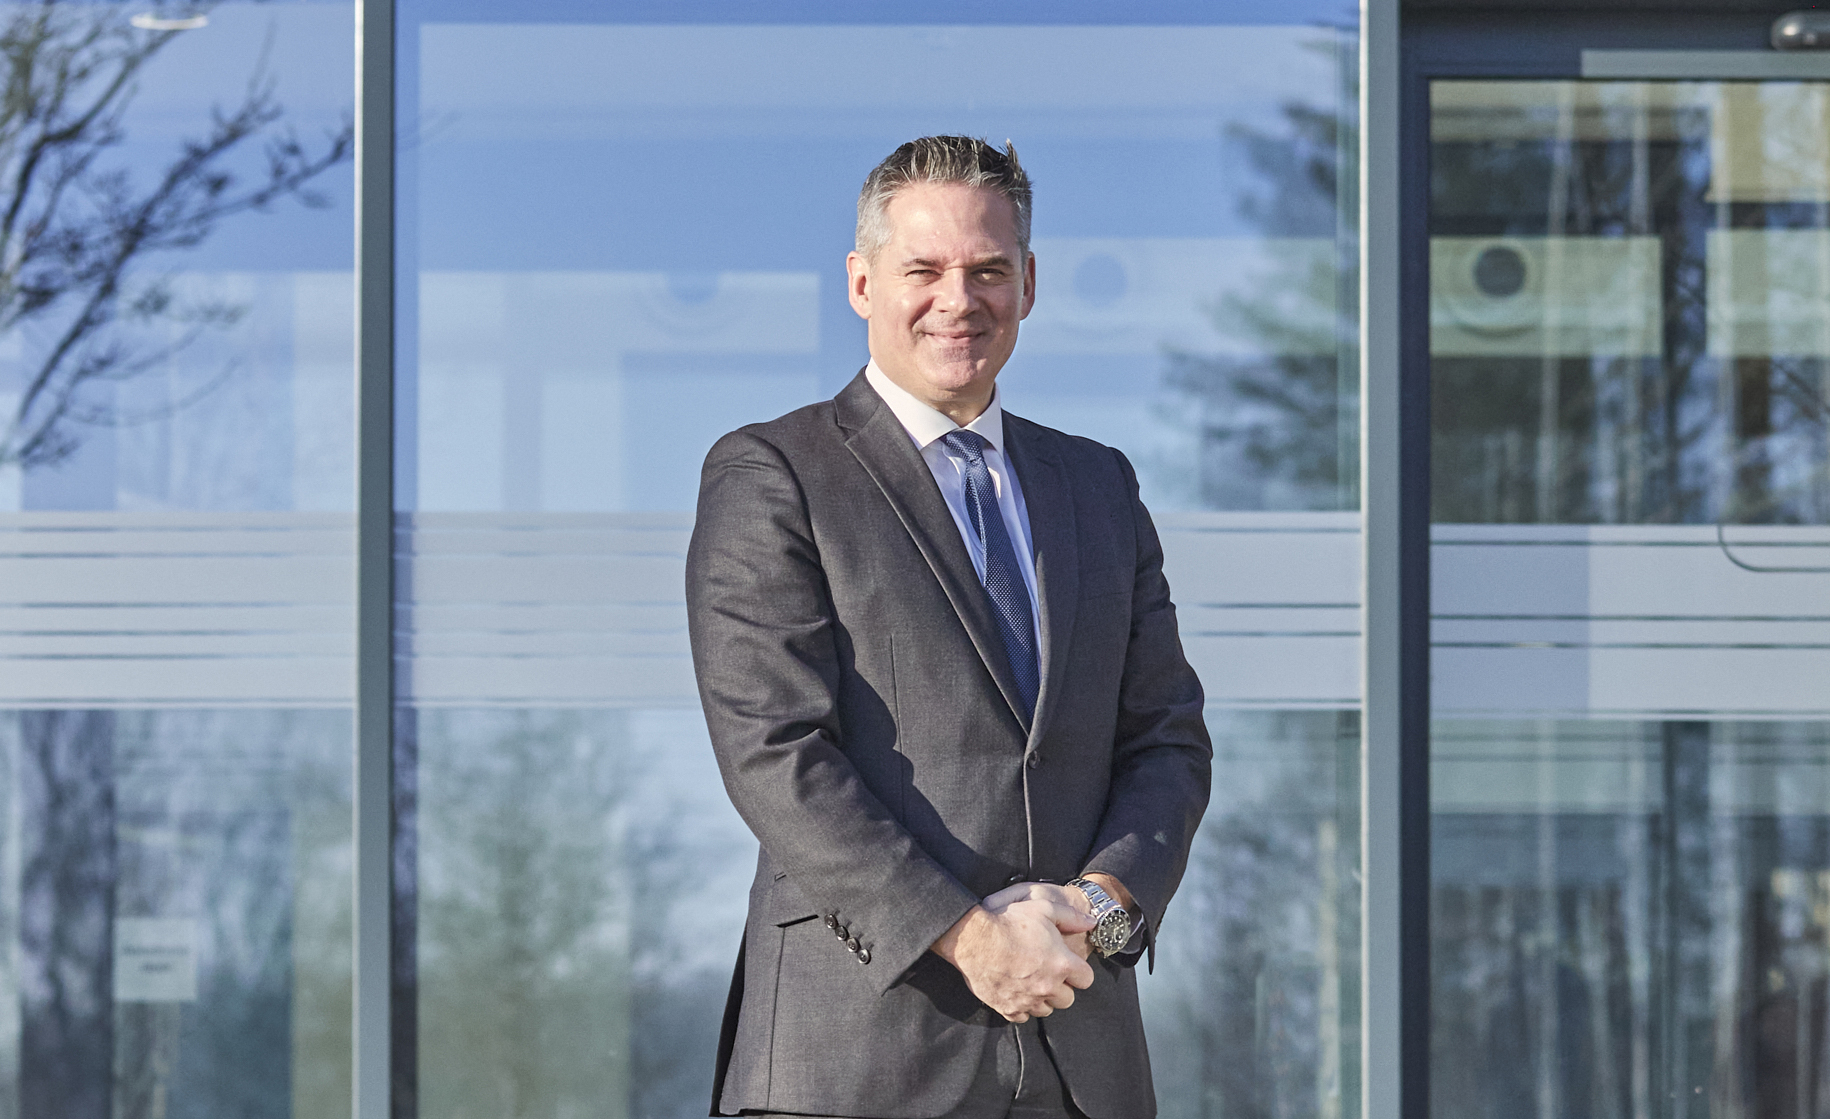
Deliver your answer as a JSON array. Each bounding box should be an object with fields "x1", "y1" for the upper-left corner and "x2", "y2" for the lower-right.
[{"x1": 1066, "y1": 877, "x2": 1135, "y2": 958}]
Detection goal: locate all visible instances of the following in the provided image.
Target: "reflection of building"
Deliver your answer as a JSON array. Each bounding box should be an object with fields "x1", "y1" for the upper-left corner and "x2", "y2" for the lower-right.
[{"x1": 1, "y1": 3, "x2": 1829, "y2": 1119}]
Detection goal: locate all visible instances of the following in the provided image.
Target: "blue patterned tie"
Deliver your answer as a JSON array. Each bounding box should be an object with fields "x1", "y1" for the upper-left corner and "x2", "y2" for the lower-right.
[{"x1": 940, "y1": 430, "x2": 1040, "y2": 717}]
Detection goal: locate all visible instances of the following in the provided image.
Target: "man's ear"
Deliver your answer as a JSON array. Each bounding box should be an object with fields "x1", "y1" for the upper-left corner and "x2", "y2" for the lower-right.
[
  {"x1": 846, "y1": 251, "x2": 872, "y2": 321},
  {"x1": 1019, "y1": 251, "x2": 1037, "y2": 321}
]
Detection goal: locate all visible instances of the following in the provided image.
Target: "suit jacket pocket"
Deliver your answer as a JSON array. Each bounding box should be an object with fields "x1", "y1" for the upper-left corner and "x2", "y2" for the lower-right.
[{"x1": 754, "y1": 875, "x2": 821, "y2": 927}]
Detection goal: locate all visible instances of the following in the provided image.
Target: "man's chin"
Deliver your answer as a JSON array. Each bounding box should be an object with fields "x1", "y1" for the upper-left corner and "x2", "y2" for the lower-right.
[{"x1": 913, "y1": 357, "x2": 1000, "y2": 394}]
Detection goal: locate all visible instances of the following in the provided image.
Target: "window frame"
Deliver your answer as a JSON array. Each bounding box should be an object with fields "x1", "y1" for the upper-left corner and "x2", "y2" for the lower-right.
[{"x1": 349, "y1": 3, "x2": 1405, "y2": 1117}]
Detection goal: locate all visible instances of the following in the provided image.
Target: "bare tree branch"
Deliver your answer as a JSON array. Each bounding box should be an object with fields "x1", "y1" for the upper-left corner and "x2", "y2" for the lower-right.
[{"x1": 0, "y1": 1, "x2": 353, "y2": 469}]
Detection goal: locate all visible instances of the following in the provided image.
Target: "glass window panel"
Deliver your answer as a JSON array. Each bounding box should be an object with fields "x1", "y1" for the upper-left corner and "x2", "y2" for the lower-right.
[
  {"x1": 0, "y1": 3, "x2": 355, "y2": 1116},
  {"x1": 1430, "y1": 78, "x2": 1830, "y2": 1119},
  {"x1": 400, "y1": 8, "x2": 1361, "y2": 1116}
]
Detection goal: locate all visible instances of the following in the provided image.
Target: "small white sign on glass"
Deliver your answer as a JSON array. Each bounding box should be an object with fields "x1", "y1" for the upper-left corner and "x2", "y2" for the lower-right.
[{"x1": 114, "y1": 917, "x2": 198, "y2": 1002}]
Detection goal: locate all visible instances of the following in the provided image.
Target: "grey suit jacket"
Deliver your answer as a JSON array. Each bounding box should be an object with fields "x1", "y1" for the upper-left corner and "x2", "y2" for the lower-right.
[{"x1": 685, "y1": 372, "x2": 1211, "y2": 1119}]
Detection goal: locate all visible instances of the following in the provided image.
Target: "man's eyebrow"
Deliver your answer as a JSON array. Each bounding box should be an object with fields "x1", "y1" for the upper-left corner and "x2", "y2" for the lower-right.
[{"x1": 899, "y1": 254, "x2": 1015, "y2": 269}]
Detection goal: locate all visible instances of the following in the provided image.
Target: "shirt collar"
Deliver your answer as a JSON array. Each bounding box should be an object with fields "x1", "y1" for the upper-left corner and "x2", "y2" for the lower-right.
[{"x1": 864, "y1": 360, "x2": 1006, "y2": 453}]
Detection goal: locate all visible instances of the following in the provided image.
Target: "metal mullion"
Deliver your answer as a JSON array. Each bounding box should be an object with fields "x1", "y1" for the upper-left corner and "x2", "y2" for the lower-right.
[
  {"x1": 354, "y1": 1, "x2": 396, "y2": 1117},
  {"x1": 1359, "y1": 3, "x2": 1418, "y2": 1119}
]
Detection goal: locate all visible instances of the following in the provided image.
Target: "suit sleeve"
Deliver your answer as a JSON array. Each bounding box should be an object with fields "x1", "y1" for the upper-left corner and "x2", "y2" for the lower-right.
[
  {"x1": 686, "y1": 430, "x2": 981, "y2": 995},
  {"x1": 1079, "y1": 448, "x2": 1213, "y2": 967}
]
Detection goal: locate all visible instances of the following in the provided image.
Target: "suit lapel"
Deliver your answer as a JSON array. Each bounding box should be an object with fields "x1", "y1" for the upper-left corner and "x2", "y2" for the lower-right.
[
  {"x1": 835, "y1": 374, "x2": 1033, "y2": 731},
  {"x1": 1002, "y1": 415, "x2": 1078, "y2": 751}
]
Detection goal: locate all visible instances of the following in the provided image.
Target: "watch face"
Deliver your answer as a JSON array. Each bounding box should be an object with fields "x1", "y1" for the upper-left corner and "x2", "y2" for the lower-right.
[{"x1": 1095, "y1": 908, "x2": 1132, "y2": 954}]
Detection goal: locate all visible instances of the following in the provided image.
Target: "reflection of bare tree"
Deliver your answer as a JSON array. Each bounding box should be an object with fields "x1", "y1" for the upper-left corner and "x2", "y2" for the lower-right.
[
  {"x1": 1431, "y1": 124, "x2": 1715, "y2": 525},
  {"x1": 1428, "y1": 99, "x2": 1830, "y2": 526},
  {"x1": 1431, "y1": 721, "x2": 1830, "y2": 1119},
  {"x1": 0, "y1": 1, "x2": 351, "y2": 469},
  {"x1": 1149, "y1": 711, "x2": 1360, "y2": 1119},
  {"x1": 1726, "y1": 355, "x2": 1830, "y2": 526},
  {"x1": 417, "y1": 709, "x2": 634, "y2": 1119},
  {"x1": 10, "y1": 708, "x2": 350, "y2": 1119},
  {"x1": 113, "y1": 1003, "x2": 181, "y2": 1119},
  {"x1": 115, "y1": 709, "x2": 334, "y2": 1119},
  {"x1": 625, "y1": 740, "x2": 748, "y2": 1119},
  {"x1": 281, "y1": 710, "x2": 356, "y2": 1119},
  {"x1": 415, "y1": 707, "x2": 756, "y2": 1119},
  {"x1": 18, "y1": 710, "x2": 115, "y2": 1119}
]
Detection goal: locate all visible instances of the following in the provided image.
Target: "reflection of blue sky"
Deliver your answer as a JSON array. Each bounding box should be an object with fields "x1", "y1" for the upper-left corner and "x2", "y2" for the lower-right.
[
  {"x1": 419, "y1": 26, "x2": 1335, "y2": 122},
  {"x1": 4, "y1": 2, "x2": 354, "y2": 512},
  {"x1": 405, "y1": 22, "x2": 1350, "y2": 512},
  {"x1": 414, "y1": 25, "x2": 1334, "y2": 262},
  {"x1": 406, "y1": 0, "x2": 1356, "y2": 26},
  {"x1": 115, "y1": 3, "x2": 355, "y2": 271}
]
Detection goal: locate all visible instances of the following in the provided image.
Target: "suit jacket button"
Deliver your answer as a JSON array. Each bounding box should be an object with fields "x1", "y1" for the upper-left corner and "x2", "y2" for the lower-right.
[
  {"x1": 835, "y1": 924, "x2": 849, "y2": 939},
  {"x1": 856, "y1": 947, "x2": 871, "y2": 965},
  {"x1": 824, "y1": 915, "x2": 839, "y2": 929},
  {"x1": 1026, "y1": 753, "x2": 1042, "y2": 768},
  {"x1": 845, "y1": 936, "x2": 861, "y2": 951},
  {"x1": 1005, "y1": 873, "x2": 1023, "y2": 886}
]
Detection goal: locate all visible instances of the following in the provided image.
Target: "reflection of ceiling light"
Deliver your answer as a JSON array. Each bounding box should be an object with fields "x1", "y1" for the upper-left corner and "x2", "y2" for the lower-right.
[
  {"x1": 1773, "y1": 10, "x2": 1830, "y2": 50},
  {"x1": 130, "y1": 13, "x2": 208, "y2": 31}
]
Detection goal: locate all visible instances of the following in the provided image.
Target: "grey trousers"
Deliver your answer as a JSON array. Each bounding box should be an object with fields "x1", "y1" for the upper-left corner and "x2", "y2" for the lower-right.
[
  {"x1": 740, "y1": 1016, "x2": 1089, "y2": 1119},
  {"x1": 968, "y1": 1017, "x2": 1087, "y2": 1119}
]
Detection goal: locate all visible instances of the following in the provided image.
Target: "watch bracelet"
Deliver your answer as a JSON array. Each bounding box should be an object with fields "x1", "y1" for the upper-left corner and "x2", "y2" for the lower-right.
[{"x1": 1066, "y1": 876, "x2": 1132, "y2": 956}]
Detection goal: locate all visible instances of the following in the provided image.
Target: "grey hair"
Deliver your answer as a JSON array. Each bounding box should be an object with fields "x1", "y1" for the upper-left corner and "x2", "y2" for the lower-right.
[{"x1": 855, "y1": 136, "x2": 1033, "y2": 260}]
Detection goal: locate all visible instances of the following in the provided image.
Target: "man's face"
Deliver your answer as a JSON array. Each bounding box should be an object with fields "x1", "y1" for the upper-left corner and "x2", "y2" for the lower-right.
[{"x1": 846, "y1": 182, "x2": 1036, "y2": 418}]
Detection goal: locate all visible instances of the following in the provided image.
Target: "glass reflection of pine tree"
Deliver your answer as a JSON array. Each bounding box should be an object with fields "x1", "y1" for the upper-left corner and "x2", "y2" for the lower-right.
[
  {"x1": 0, "y1": 1, "x2": 351, "y2": 470},
  {"x1": 1163, "y1": 39, "x2": 1357, "y2": 512},
  {"x1": 1148, "y1": 38, "x2": 1363, "y2": 1119}
]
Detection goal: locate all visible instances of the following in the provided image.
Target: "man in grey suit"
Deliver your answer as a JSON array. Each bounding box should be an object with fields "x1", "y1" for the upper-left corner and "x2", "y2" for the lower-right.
[{"x1": 686, "y1": 136, "x2": 1211, "y2": 1119}]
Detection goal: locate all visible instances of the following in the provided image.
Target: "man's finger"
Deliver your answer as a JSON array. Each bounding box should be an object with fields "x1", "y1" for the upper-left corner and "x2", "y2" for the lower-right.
[
  {"x1": 1065, "y1": 957, "x2": 1096, "y2": 990},
  {"x1": 1051, "y1": 902, "x2": 1097, "y2": 931},
  {"x1": 983, "y1": 882, "x2": 1033, "y2": 911},
  {"x1": 1045, "y1": 985, "x2": 1077, "y2": 1011}
]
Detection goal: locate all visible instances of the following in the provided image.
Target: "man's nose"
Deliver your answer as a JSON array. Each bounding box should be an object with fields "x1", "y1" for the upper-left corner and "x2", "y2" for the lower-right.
[{"x1": 932, "y1": 268, "x2": 976, "y2": 312}]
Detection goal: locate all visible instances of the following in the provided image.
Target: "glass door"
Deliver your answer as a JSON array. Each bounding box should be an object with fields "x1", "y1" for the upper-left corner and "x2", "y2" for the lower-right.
[{"x1": 1429, "y1": 75, "x2": 1830, "y2": 1117}]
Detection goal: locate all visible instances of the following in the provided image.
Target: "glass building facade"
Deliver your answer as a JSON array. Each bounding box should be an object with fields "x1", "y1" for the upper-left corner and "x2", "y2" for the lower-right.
[{"x1": 0, "y1": 3, "x2": 1826, "y2": 1119}]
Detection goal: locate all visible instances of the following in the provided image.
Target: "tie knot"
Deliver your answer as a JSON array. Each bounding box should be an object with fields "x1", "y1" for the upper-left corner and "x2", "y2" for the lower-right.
[{"x1": 942, "y1": 429, "x2": 990, "y2": 462}]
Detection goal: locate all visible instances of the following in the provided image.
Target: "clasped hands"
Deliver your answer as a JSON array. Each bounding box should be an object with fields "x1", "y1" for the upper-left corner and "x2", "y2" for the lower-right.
[{"x1": 931, "y1": 875, "x2": 1127, "y2": 1023}]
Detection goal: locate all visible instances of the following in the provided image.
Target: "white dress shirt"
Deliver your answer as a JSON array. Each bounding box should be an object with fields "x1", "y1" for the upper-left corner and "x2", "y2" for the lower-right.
[{"x1": 864, "y1": 362, "x2": 1041, "y2": 651}]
